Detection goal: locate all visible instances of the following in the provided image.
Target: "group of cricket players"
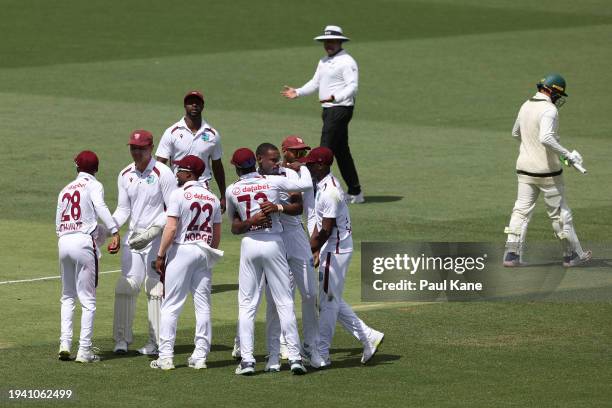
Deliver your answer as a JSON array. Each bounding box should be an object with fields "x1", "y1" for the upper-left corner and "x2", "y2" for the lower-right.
[
  {"x1": 55, "y1": 72, "x2": 592, "y2": 375},
  {"x1": 55, "y1": 90, "x2": 384, "y2": 375}
]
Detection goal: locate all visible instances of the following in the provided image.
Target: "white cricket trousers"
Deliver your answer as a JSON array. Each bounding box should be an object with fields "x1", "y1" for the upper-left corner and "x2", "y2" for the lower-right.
[
  {"x1": 58, "y1": 233, "x2": 98, "y2": 350},
  {"x1": 238, "y1": 235, "x2": 302, "y2": 363},
  {"x1": 507, "y1": 174, "x2": 585, "y2": 257},
  {"x1": 266, "y1": 227, "x2": 319, "y2": 355},
  {"x1": 158, "y1": 244, "x2": 212, "y2": 360},
  {"x1": 318, "y1": 251, "x2": 373, "y2": 359}
]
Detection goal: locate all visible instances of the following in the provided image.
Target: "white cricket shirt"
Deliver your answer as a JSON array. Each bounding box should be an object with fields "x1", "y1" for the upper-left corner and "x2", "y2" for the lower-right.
[
  {"x1": 156, "y1": 117, "x2": 223, "y2": 182},
  {"x1": 56, "y1": 172, "x2": 118, "y2": 237},
  {"x1": 513, "y1": 92, "x2": 568, "y2": 174},
  {"x1": 225, "y1": 167, "x2": 313, "y2": 237},
  {"x1": 113, "y1": 158, "x2": 176, "y2": 233},
  {"x1": 166, "y1": 180, "x2": 222, "y2": 246},
  {"x1": 296, "y1": 49, "x2": 358, "y2": 108},
  {"x1": 314, "y1": 172, "x2": 353, "y2": 254}
]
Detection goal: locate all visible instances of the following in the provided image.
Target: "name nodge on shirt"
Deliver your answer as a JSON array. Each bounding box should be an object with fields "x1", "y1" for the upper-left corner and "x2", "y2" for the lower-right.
[{"x1": 166, "y1": 180, "x2": 222, "y2": 246}]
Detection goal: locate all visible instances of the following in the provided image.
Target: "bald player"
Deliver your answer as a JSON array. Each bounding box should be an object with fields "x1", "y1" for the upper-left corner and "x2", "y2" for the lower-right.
[
  {"x1": 111, "y1": 130, "x2": 176, "y2": 355},
  {"x1": 150, "y1": 155, "x2": 222, "y2": 370},
  {"x1": 56, "y1": 151, "x2": 120, "y2": 363},
  {"x1": 226, "y1": 148, "x2": 313, "y2": 375}
]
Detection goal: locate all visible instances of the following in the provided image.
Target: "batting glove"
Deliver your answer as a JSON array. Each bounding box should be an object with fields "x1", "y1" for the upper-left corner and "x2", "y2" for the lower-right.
[{"x1": 128, "y1": 225, "x2": 163, "y2": 250}]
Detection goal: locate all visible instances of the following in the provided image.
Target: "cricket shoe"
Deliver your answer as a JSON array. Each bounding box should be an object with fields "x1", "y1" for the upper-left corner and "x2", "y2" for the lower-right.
[
  {"x1": 113, "y1": 340, "x2": 128, "y2": 354},
  {"x1": 302, "y1": 346, "x2": 326, "y2": 369},
  {"x1": 58, "y1": 342, "x2": 71, "y2": 361},
  {"x1": 347, "y1": 192, "x2": 365, "y2": 204},
  {"x1": 150, "y1": 357, "x2": 175, "y2": 370},
  {"x1": 290, "y1": 360, "x2": 307, "y2": 375},
  {"x1": 502, "y1": 252, "x2": 522, "y2": 267},
  {"x1": 279, "y1": 342, "x2": 289, "y2": 360},
  {"x1": 563, "y1": 250, "x2": 592, "y2": 267},
  {"x1": 264, "y1": 355, "x2": 281, "y2": 373},
  {"x1": 361, "y1": 330, "x2": 385, "y2": 365},
  {"x1": 137, "y1": 341, "x2": 158, "y2": 356},
  {"x1": 75, "y1": 347, "x2": 100, "y2": 363},
  {"x1": 231, "y1": 338, "x2": 241, "y2": 360},
  {"x1": 187, "y1": 357, "x2": 207, "y2": 370},
  {"x1": 235, "y1": 361, "x2": 256, "y2": 376}
]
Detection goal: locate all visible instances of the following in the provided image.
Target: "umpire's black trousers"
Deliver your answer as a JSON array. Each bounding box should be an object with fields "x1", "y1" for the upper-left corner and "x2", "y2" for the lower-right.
[{"x1": 320, "y1": 106, "x2": 361, "y2": 195}]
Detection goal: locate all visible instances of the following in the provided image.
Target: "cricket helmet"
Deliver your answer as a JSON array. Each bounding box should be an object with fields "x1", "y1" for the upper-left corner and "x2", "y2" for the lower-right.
[{"x1": 537, "y1": 73, "x2": 568, "y2": 97}]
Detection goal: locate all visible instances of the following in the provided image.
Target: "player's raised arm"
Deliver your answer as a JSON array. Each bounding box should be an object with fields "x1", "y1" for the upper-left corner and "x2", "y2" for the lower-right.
[{"x1": 273, "y1": 164, "x2": 313, "y2": 192}]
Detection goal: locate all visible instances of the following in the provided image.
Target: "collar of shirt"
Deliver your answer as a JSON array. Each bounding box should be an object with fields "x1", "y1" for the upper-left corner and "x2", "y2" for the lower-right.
[
  {"x1": 182, "y1": 180, "x2": 199, "y2": 189},
  {"x1": 533, "y1": 92, "x2": 551, "y2": 102},
  {"x1": 317, "y1": 172, "x2": 334, "y2": 190},
  {"x1": 240, "y1": 171, "x2": 263, "y2": 180},
  {"x1": 77, "y1": 172, "x2": 96, "y2": 181},
  {"x1": 178, "y1": 117, "x2": 208, "y2": 136},
  {"x1": 323, "y1": 49, "x2": 346, "y2": 62},
  {"x1": 132, "y1": 158, "x2": 157, "y2": 176}
]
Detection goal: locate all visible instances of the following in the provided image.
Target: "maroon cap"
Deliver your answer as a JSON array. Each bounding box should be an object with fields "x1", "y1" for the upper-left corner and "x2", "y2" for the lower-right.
[
  {"x1": 231, "y1": 148, "x2": 257, "y2": 169},
  {"x1": 74, "y1": 150, "x2": 99, "y2": 174},
  {"x1": 300, "y1": 146, "x2": 334, "y2": 165},
  {"x1": 128, "y1": 130, "x2": 154, "y2": 146},
  {"x1": 184, "y1": 90, "x2": 204, "y2": 103},
  {"x1": 281, "y1": 135, "x2": 311, "y2": 151},
  {"x1": 173, "y1": 155, "x2": 205, "y2": 178}
]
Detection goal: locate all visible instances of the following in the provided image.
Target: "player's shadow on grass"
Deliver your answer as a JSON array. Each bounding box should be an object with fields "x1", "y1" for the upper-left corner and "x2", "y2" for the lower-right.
[
  {"x1": 362, "y1": 195, "x2": 402, "y2": 203},
  {"x1": 326, "y1": 347, "x2": 400, "y2": 369},
  {"x1": 212, "y1": 284, "x2": 239, "y2": 293}
]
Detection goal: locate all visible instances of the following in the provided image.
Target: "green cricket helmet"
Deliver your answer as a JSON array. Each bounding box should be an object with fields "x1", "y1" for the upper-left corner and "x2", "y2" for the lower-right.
[{"x1": 537, "y1": 73, "x2": 568, "y2": 97}]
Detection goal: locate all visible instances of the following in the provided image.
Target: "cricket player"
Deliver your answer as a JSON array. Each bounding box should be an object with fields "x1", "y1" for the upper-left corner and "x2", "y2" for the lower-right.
[
  {"x1": 156, "y1": 90, "x2": 226, "y2": 212},
  {"x1": 254, "y1": 142, "x2": 324, "y2": 371},
  {"x1": 111, "y1": 130, "x2": 176, "y2": 355},
  {"x1": 150, "y1": 155, "x2": 223, "y2": 370},
  {"x1": 56, "y1": 151, "x2": 120, "y2": 363},
  {"x1": 226, "y1": 147, "x2": 313, "y2": 375},
  {"x1": 299, "y1": 146, "x2": 384, "y2": 365},
  {"x1": 504, "y1": 73, "x2": 591, "y2": 267}
]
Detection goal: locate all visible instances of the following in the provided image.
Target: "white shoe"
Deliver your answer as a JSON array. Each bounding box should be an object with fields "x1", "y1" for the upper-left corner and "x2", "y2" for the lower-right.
[
  {"x1": 113, "y1": 340, "x2": 128, "y2": 354},
  {"x1": 188, "y1": 356, "x2": 207, "y2": 370},
  {"x1": 264, "y1": 355, "x2": 281, "y2": 372},
  {"x1": 303, "y1": 346, "x2": 326, "y2": 369},
  {"x1": 279, "y1": 342, "x2": 289, "y2": 360},
  {"x1": 58, "y1": 343, "x2": 71, "y2": 361},
  {"x1": 290, "y1": 360, "x2": 307, "y2": 375},
  {"x1": 137, "y1": 341, "x2": 158, "y2": 356},
  {"x1": 235, "y1": 361, "x2": 256, "y2": 375},
  {"x1": 231, "y1": 339, "x2": 241, "y2": 360},
  {"x1": 361, "y1": 330, "x2": 384, "y2": 364},
  {"x1": 150, "y1": 357, "x2": 175, "y2": 370},
  {"x1": 75, "y1": 348, "x2": 100, "y2": 363},
  {"x1": 348, "y1": 192, "x2": 365, "y2": 204}
]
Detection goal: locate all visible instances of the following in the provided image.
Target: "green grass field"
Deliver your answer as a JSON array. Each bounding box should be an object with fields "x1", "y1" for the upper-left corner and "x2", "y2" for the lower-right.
[{"x1": 1, "y1": 0, "x2": 611, "y2": 406}]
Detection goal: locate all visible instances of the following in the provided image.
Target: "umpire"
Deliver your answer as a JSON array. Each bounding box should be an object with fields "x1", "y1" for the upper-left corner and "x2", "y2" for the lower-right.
[{"x1": 282, "y1": 25, "x2": 363, "y2": 204}]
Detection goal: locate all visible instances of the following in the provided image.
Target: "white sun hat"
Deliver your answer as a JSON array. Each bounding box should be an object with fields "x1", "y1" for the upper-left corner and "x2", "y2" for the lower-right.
[{"x1": 314, "y1": 25, "x2": 350, "y2": 41}]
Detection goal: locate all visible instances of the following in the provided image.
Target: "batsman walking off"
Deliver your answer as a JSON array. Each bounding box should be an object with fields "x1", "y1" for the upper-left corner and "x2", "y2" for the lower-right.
[{"x1": 503, "y1": 73, "x2": 591, "y2": 267}]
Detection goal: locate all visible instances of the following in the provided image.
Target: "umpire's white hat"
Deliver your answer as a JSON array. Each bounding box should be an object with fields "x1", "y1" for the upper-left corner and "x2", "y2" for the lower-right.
[{"x1": 314, "y1": 25, "x2": 350, "y2": 42}]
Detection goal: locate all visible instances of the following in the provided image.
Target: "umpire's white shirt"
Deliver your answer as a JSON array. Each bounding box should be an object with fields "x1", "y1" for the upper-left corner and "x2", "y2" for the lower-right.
[{"x1": 296, "y1": 49, "x2": 358, "y2": 108}]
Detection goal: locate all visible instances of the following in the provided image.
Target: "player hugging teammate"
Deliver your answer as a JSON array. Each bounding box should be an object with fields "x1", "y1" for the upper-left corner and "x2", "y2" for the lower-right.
[{"x1": 55, "y1": 91, "x2": 384, "y2": 376}]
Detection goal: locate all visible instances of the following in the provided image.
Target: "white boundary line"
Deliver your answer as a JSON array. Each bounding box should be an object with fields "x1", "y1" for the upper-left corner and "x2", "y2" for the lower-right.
[{"x1": 0, "y1": 269, "x2": 120, "y2": 285}]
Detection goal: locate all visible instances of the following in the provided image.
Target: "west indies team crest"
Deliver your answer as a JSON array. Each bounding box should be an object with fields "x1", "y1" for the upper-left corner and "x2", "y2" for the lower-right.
[
  {"x1": 200, "y1": 132, "x2": 210, "y2": 142},
  {"x1": 146, "y1": 175, "x2": 156, "y2": 184}
]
